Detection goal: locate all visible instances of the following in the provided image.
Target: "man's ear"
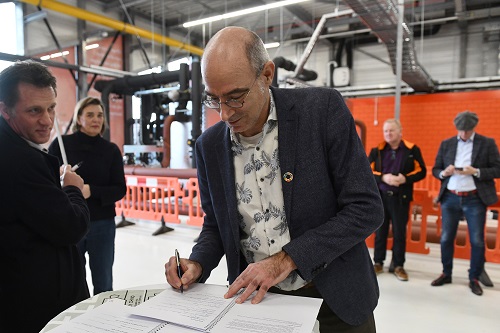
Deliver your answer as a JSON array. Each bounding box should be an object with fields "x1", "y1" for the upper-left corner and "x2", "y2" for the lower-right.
[
  {"x1": 0, "y1": 102, "x2": 11, "y2": 120},
  {"x1": 262, "y1": 60, "x2": 275, "y2": 85}
]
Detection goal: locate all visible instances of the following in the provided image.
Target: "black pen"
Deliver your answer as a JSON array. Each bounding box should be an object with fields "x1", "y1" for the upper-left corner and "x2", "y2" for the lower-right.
[
  {"x1": 175, "y1": 249, "x2": 183, "y2": 293},
  {"x1": 71, "y1": 161, "x2": 83, "y2": 171}
]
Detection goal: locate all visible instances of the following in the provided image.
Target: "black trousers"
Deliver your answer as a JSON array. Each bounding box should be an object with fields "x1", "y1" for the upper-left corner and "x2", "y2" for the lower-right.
[
  {"x1": 374, "y1": 192, "x2": 410, "y2": 267},
  {"x1": 269, "y1": 286, "x2": 376, "y2": 333}
]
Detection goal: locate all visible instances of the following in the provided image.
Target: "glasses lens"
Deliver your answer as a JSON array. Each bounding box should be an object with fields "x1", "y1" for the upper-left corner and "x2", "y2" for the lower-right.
[
  {"x1": 391, "y1": 151, "x2": 396, "y2": 160},
  {"x1": 225, "y1": 100, "x2": 243, "y2": 108},
  {"x1": 203, "y1": 100, "x2": 219, "y2": 109}
]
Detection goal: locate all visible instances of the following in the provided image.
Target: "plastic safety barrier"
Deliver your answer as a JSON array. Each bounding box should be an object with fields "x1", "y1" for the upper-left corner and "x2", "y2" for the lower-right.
[
  {"x1": 116, "y1": 175, "x2": 183, "y2": 224},
  {"x1": 183, "y1": 178, "x2": 204, "y2": 226}
]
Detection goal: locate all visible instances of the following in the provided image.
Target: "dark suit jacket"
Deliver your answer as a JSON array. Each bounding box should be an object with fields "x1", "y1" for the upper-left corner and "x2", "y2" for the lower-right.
[
  {"x1": 433, "y1": 133, "x2": 500, "y2": 206},
  {"x1": 190, "y1": 87, "x2": 384, "y2": 326},
  {"x1": 0, "y1": 117, "x2": 90, "y2": 332}
]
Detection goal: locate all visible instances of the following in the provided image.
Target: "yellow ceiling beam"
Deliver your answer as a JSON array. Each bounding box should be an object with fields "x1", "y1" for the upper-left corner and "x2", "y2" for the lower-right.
[{"x1": 19, "y1": 0, "x2": 204, "y2": 56}]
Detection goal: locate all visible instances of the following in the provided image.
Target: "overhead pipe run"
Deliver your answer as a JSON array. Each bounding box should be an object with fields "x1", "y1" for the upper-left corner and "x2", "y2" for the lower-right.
[
  {"x1": 293, "y1": 9, "x2": 354, "y2": 78},
  {"x1": 19, "y1": 0, "x2": 204, "y2": 56},
  {"x1": 94, "y1": 70, "x2": 181, "y2": 141},
  {"x1": 274, "y1": 57, "x2": 318, "y2": 82},
  {"x1": 95, "y1": 64, "x2": 203, "y2": 169},
  {"x1": 343, "y1": 0, "x2": 435, "y2": 92},
  {"x1": 0, "y1": 51, "x2": 130, "y2": 78}
]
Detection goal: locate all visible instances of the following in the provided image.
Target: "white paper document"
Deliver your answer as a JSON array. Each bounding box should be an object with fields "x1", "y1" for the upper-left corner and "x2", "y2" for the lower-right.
[
  {"x1": 48, "y1": 301, "x2": 167, "y2": 333},
  {"x1": 132, "y1": 283, "x2": 322, "y2": 333}
]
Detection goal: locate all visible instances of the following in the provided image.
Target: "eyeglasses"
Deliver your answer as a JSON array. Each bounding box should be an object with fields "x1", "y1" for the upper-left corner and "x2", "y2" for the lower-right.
[
  {"x1": 390, "y1": 150, "x2": 396, "y2": 160},
  {"x1": 203, "y1": 75, "x2": 259, "y2": 110}
]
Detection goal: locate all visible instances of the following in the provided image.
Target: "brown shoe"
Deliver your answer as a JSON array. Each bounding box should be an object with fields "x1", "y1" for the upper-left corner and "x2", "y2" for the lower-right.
[
  {"x1": 374, "y1": 263, "x2": 383, "y2": 274},
  {"x1": 394, "y1": 266, "x2": 409, "y2": 281}
]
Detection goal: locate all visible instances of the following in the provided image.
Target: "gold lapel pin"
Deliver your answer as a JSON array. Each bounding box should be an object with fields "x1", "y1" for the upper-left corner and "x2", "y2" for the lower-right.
[{"x1": 283, "y1": 172, "x2": 293, "y2": 182}]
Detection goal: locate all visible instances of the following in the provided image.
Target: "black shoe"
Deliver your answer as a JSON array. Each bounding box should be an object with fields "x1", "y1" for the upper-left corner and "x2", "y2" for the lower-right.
[
  {"x1": 388, "y1": 260, "x2": 395, "y2": 273},
  {"x1": 479, "y1": 269, "x2": 494, "y2": 287},
  {"x1": 469, "y1": 279, "x2": 483, "y2": 296},
  {"x1": 431, "y1": 274, "x2": 452, "y2": 286}
]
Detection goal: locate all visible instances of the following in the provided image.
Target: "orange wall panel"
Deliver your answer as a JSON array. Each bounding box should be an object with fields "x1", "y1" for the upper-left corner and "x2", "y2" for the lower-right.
[{"x1": 349, "y1": 90, "x2": 500, "y2": 167}]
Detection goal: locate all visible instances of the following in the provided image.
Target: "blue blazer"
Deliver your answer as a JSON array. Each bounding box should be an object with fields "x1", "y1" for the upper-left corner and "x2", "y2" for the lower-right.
[
  {"x1": 190, "y1": 86, "x2": 384, "y2": 325},
  {"x1": 433, "y1": 133, "x2": 500, "y2": 206}
]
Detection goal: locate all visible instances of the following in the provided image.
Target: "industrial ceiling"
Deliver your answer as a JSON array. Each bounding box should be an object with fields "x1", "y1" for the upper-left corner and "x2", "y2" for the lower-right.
[
  {"x1": 83, "y1": 0, "x2": 500, "y2": 47},
  {"x1": 14, "y1": 0, "x2": 500, "y2": 93}
]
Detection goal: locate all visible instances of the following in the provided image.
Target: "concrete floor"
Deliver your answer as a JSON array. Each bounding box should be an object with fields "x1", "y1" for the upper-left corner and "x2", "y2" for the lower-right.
[{"x1": 98, "y1": 217, "x2": 500, "y2": 333}]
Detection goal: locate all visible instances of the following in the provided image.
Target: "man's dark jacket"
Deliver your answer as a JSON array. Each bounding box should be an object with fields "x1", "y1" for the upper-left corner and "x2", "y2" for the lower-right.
[
  {"x1": 190, "y1": 87, "x2": 384, "y2": 326},
  {"x1": 0, "y1": 117, "x2": 90, "y2": 332},
  {"x1": 368, "y1": 139, "x2": 427, "y2": 202},
  {"x1": 433, "y1": 133, "x2": 500, "y2": 206}
]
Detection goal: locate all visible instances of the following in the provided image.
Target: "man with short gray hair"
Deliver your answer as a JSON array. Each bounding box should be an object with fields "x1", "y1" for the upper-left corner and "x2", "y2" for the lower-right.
[{"x1": 368, "y1": 119, "x2": 426, "y2": 281}]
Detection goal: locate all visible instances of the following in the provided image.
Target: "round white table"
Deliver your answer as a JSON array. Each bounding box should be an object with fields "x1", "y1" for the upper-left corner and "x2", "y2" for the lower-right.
[{"x1": 40, "y1": 284, "x2": 168, "y2": 332}]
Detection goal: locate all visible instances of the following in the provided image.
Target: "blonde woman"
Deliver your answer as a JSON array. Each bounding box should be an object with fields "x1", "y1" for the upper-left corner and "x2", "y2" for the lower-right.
[{"x1": 49, "y1": 96, "x2": 126, "y2": 294}]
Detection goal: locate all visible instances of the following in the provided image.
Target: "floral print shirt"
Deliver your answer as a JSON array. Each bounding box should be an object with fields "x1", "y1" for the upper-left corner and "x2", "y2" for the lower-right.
[{"x1": 230, "y1": 90, "x2": 306, "y2": 291}]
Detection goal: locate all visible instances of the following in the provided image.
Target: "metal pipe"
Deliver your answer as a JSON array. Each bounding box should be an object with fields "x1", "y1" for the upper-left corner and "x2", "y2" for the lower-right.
[
  {"x1": 0, "y1": 51, "x2": 127, "y2": 77},
  {"x1": 190, "y1": 60, "x2": 202, "y2": 168},
  {"x1": 161, "y1": 115, "x2": 176, "y2": 168},
  {"x1": 94, "y1": 70, "x2": 181, "y2": 94},
  {"x1": 394, "y1": 0, "x2": 404, "y2": 120},
  {"x1": 293, "y1": 9, "x2": 354, "y2": 77},
  {"x1": 19, "y1": 0, "x2": 204, "y2": 56}
]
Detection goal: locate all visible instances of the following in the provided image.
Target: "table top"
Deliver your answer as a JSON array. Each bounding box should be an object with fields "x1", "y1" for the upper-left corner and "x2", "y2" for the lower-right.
[{"x1": 40, "y1": 284, "x2": 169, "y2": 333}]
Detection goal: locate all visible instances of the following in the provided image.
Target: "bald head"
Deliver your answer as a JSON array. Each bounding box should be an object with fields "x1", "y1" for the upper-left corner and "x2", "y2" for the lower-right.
[
  {"x1": 200, "y1": 27, "x2": 276, "y2": 137},
  {"x1": 202, "y1": 27, "x2": 271, "y2": 80}
]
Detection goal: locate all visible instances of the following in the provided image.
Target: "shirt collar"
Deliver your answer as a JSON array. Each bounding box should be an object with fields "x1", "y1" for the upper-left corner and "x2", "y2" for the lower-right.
[
  {"x1": 384, "y1": 140, "x2": 403, "y2": 151},
  {"x1": 457, "y1": 132, "x2": 475, "y2": 142},
  {"x1": 230, "y1": 88, "x2": 277, "y2": 143},
  {"x1": 23, "y1": 138, "x2": 48, "y2": 153}
]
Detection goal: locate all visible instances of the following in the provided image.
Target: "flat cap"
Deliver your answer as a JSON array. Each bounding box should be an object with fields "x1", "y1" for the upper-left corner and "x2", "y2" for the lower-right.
[{"x1": 454, "y1": 110, "x2": 478, "y2": 131}]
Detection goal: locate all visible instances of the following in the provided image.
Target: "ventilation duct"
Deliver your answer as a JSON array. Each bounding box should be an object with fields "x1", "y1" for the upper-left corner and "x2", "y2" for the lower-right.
[{"x1": 344, "y1": 0, "x2": 435, "y2": 92}]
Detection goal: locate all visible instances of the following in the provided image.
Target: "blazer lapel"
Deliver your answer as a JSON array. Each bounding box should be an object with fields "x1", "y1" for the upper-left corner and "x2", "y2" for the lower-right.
[
  {"x1": 448, "y1": 138, "x2": 458, "y2": 164},
  {"x1": 471, "y1": 134, "x2": 483, "y2": 164},
  {"x1": 216, "y1": 127, "x2": 241, "y2": 250},
  {"x1": 273, "y1": 88, "x2": 298, "y2": 226}
]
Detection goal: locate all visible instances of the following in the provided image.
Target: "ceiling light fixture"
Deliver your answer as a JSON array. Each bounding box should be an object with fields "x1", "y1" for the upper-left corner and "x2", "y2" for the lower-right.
[
  {"x1": 182, "y1": 0, "x2": 310, "y2": 28},
  {"x1": 85, "y1": 43, "x2": 99, "y2": 50},
  {"x1": 40, "y1": 50, "x2": 69, "y2": 61},
  {"x1": 264, "y1": 42, "x2": 280, "y2": 49}
]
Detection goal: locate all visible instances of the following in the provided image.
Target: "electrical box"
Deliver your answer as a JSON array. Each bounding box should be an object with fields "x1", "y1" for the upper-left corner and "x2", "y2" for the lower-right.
[{"x1": 333, "y1": 67, "x2": 350, "y2": 87}]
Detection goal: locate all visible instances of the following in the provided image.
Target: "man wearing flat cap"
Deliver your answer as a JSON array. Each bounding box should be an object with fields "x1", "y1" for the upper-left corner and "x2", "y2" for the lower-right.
[{"x1": 432, "y1": 110, "x2": 500, "y2": 296}]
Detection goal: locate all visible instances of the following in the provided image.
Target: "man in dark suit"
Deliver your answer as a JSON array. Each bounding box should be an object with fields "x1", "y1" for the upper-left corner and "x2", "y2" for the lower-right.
[
  {"x1": 431, "y1": 111, "x2": 500, "y2": 296},
  {"x1": 0, "y1": 61, "x2": 90, "y2": 332},
  {"x1": 165, "y1": 27, "x2": 383, "y2": 332}
]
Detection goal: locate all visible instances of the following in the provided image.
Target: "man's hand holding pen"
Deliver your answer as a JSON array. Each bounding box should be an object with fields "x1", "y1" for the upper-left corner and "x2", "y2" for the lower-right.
[
  {"x1": 58, "y1": 162, "x2": 90, "y2": 197},
  {"x1": 165, "y1": 253, "x2": 203, "y2": 292},
  {"x1": 165, "y1": 251, "x2": 297, "y2": 304},
  {"x1": 59, "y1": 164, "x2": 84, "y2": 190}
]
